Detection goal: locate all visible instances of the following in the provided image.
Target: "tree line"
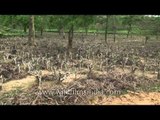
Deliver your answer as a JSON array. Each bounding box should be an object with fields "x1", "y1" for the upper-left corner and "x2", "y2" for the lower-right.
[{"x1": 0, "y1": 15, "x2": 160, "y2": 54}]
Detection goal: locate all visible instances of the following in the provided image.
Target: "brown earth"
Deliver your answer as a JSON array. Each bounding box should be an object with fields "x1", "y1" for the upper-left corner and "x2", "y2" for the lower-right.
[{"x1": 91, "y1": 91, "x2": 160, "y2": 105}]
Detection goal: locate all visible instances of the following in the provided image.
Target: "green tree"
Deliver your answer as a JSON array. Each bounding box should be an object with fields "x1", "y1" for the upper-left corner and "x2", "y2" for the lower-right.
[
  {"x1": 77, "y1": 15, "x2": 94, "y2": 35},
  {"x1": 34, "y1": 15, "x2": 50, "y2": 36},
  {"x1": 17, "y1": 15, "x2": 29, "y2": 33},
  {"x1": 122, "y1": 15, "x2": 141, "y2": 38},
  {"x1": 122, "y1": 15, "x2": 134, "y2": 38}
]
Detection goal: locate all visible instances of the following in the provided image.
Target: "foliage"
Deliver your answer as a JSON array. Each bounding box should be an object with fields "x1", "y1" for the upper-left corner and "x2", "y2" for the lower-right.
[{"x1": 0, "y1": 15, "x2": 160, "y2": 37}]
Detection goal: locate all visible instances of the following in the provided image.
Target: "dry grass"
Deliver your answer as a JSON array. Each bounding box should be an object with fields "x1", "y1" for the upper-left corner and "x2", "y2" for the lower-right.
[
  {"x1": 1, "y1": 69, "x2": 160, "y2": 105},
  {"x1": 0, "y1": 34, "x2": 160, "y2": 105}
]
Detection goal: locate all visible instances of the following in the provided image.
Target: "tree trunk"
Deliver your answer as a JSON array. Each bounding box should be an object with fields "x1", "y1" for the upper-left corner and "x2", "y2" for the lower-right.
[
  {"x1": 12, "y1": 20, "x2": 16, "y2": 29},
  {"x1": 105, "y1": 15, "x2": 109, "y2": 43},
  {"x1": 58, "y1": 28, "x2": 61, "y2": 35},
  {"x1": 67, "y1": 25, "x2": 74, "y2": 56},
  {"x1": 144, "y1": 36, "x2": 149, "y2": 44},
  {"x1": 11, "y1": 15, "x2": 16, "y2": 29},
  {"x1": 58, "y1": 26, "x2": 62, "y2": 35},
  {"x1": 85, "y1": 27, "x2": 88, "y2": 36},
  {"x1": 127, "y1": 24, "x2": 132, "y2": 38},
  {"x1": 40, "y1": 28, "x2": 43, "y2": 36},
  {"x1": 127, "y1": 29, "x2": 130, "y2": 38},
  {"x1": 28, "y1": 15, "x2": 35, "y2": 46},
  {"x1": 113, "y1": 27, "x2": 116, "y2": 43},
  {"x1": 157, "y1": 68, "x2": 160, "y2": 79},
  {"x1": 24, "y1": 25, "x2": 27, "y2": 33},
  {"x1": 112, "y1": 16, "x2": 116, "y2": 43},
  {"x1": 59, "y1": 27, "x2": 66, "y2": 39},
  {"x1": 113, "y1": 31, "x2": 116, "y2": 43},
  {"x1": 62, "y1": 27, "x2": 65, "y2": 39},
  {"x1": 40, "y1": 17, "x2": 44, "y2": 36},
  {"x1": 96, "y1": 29, "x2": 99, "y2": 36}
]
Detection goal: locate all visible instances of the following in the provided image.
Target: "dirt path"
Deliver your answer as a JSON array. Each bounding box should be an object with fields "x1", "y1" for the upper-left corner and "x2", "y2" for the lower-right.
[
  {"x1": 1, "y1": 76, "x2": 36, "y2": 93},
  {"x1": 91, "y1": 91, "x2": 160, "y2": 105},
  {"x1": 0, "y1": 70, "x2": 52, "y2": 93}
]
